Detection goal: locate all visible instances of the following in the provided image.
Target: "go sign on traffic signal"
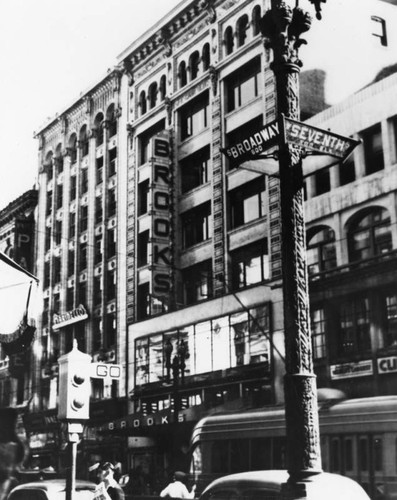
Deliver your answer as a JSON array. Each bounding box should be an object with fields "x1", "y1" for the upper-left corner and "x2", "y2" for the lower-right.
[{"x1": 58, "y1": 340, "x2": 91, "y2": 421}]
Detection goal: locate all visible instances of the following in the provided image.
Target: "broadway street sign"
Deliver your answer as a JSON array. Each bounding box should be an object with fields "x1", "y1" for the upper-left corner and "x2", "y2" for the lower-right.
[{"x1": 221, "y1": 117, "x2": 360, "y2": 166}]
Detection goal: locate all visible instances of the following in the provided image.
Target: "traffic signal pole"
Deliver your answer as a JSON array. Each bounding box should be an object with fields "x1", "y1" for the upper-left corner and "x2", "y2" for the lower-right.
[{"x1": 260, "y1": 1, "x2": 323, "y2": 496}]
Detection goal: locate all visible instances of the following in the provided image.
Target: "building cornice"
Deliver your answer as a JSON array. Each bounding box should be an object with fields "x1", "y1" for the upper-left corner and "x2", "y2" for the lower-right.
[{"x1": 0, "y1": 189, "x2": 38, "y2": 224}]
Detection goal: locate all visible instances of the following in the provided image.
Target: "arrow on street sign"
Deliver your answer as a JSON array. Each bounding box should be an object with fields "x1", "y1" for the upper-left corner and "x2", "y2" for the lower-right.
[{"x1": 90, "y1": 362, "x2": 122, "y2": 380}]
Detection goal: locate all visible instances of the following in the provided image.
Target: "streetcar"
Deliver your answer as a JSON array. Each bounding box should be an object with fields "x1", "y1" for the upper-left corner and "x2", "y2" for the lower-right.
[{"x1": 190, "y1": 396, "x2": 397, "y2": 500}]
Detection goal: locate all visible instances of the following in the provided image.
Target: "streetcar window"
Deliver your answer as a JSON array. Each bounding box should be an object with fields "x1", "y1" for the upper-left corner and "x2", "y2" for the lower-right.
[
  {"x1": 230, "y1": 439, "x2": 250, "y2": 473},
  {"x1": 273, "y1": 438, "x2": 287, "y2": 469},
  {"x1": 374, "y1": 437, "x2": 383, "y2": 471},
  {"x1": 212, "y1": 441, "x2": 229, "y2": 473},
  {"x1": 359, "y1": 438, "x2": 369, "y2": 471},
  {"x1": 331, "y1": 438, "x2": 340, "y2": 472},
  {"x1": 251, "y1": 438, "x2": 271, "y2": 470},
  {"x1": 344, "y1": 438, "x2": 353, "y2": 472}
]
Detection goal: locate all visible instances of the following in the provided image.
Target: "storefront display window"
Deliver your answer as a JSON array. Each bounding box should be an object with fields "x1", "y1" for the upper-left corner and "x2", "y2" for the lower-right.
[{"x1": 134, "y1": 304, "x2": 271, "y2": 386}]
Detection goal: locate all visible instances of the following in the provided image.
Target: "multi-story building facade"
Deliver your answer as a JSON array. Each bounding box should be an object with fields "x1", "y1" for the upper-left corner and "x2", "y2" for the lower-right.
[
  {"x1": 0, "y1": 189, "x2": 37, "y2": 409},
  {"x1": 32, "y1": 0, "x2": 397, "y2": 482}
]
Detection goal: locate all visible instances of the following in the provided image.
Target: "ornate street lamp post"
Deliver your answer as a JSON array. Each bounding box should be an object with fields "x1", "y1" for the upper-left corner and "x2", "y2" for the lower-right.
[{"x1": 260, "y1": 0, "x2": 327, "y2": 496}]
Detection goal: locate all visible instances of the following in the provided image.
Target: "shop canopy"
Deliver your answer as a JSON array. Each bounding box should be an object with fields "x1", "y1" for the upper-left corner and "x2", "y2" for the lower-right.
[{"x1": 0, "y1": 251, "x2": 38, "y2": 355}]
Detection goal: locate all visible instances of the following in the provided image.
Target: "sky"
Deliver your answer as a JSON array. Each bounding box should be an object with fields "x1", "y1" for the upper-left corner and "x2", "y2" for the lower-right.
[{"x1": 0, "y1": 0, "x2": 395, "y2": 212}]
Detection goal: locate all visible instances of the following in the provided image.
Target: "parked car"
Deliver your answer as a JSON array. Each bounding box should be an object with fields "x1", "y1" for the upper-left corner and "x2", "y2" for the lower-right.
[
  {"x1": 199, "y1": 470, "x2": 370, "y2": 500},
  {"x1": 7, "y1": 479, "x2": 96, "y2": 500}
]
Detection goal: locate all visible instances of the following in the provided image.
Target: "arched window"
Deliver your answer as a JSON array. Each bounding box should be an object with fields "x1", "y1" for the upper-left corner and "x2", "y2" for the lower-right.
[
  {"x1": 159, "y1": 75, "x2": 167, "y2": 101},
  {"x1": 107, "y1": 104, "x2": 117, "y2": 137},
  {"x1": 45, "y1": 151, "x2": 54, "y2": 181},
  {"x1": 139, "y1": 91, "x2": 147, "y2": 116},
  {"x1": 237, "y1": 15, "x2": 249, "y2": 47},
  {"x1": 94, "y1": 112, "x2": 104, "y2": 146},
  {"x1": 69, "y1": 134, "x2": 77, "y2": 163},
  {"x1": 148, "y1": 82, "x2": 158, "y2": 109},
  {"x1": 178, "y1": 61, "x2": 187, "y2": 88},
  {"x1": 79, "y1": 125, "x2": 89, "y2": 157},
  {"x1": 307, "y1": 226, "x2": 336, "y2": 276},
  {"x1": 202, "y1": 43, "x2": 210, "y2": 71},
  {"x1": 224, "y1": 26, "x2": 234, "y2": 55},
  {"x1": 348, "y1": 207, "x2": 392, "y2": 262},
  {"x1": 252, "y1": 5, "x2": 261, "y2": 36},
  {"x1": 189, "y1": 51, "x2": 200, "y2": 81}
]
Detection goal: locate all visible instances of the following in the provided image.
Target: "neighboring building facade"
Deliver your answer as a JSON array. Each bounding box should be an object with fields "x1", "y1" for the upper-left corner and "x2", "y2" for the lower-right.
[
  {"x1": 31, "y1": 0, "x2": 397, "y2": 483},
  {"x1": 304, "y1": 71, "x2": 397, "y2": 398},
  {"x1": 0, "y1": 189, "x2": 37, "y2": 408}
]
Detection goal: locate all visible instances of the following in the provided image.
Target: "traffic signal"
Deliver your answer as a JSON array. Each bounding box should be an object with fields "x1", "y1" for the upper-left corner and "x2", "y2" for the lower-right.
[{"x1": 58, "y1": 340, "x2": 91, "y2": 421}]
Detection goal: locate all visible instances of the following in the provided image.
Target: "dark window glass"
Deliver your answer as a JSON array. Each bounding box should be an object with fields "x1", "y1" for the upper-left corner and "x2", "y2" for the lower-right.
[
  {"x1": 148, "y1": 82, "x2": 158, "y2": 109},
  {"x1": 224, "y1": 26, "x2": 234, "y2": 55},
  {"x1": 80, "y1": 168, "x2": 88, "y2": 194},
  {"x1": 56, "y1": 184, "x2": 63, "y2": 209},
  {"x1": 70, "y1": 176, "x2": 77, "y2": 200},
  {"x1": 307, "y1": 227, "x2": 336, "y2": 275},
  {"x1": 236, "y1": 15, "x2": 249, "y2": 47},
  {"x1": 108, "y1": 147, "x2": 117, "y2": 177},
  {"x1": 180, "y1": 146, "x2": 210, "y2": 193},
  {"x1": 138, "y1": 181, "x2": 150, "y2": 215},
  {"x1": 108, "y1": 188, "x2": 116, "y2": 218},
  {"x1": 339, "y1": 156, "x2": 356, "y2": 186},
  {"x1": 105, "y1": 313, "x2": 116, "y2": 348},
  {"x1": 53, "y1": 257, "x2": 61, "y2": 283},
  {"x1": 180, "y1": 93, "x2": 209, "y2": 141},
  {"x1": 80, "y1": 205, "x2": 88, "y2": 232},
  {"x1": 66, "y1": 287, "x2": 74, "y2": 310},
  {"x1": 252, "y1": 5, "x2": 261, "y2": 36},
  {"x1": 385, "y1": 294, "x2": 397, "y2": 347},
  {"x1": 231, "y1": 241, "x2": 269, "y2": 289},
  {"x1": 68, "y1": 250, "x2": 74, "y2": 277},
  {"x1": 95, "y1": 197, "x2": 103, "y2": 224},
  {"x1": 182, "y1": 260, "x2": 212, "y2": 305},
  {"x1": 107, "y1": 269, "x2": 116, "y2": 302},
  {"x1": 230, "y1": 439, "x2": 249, "y2": 472},
  {"x1": 189, "y1": 51, "x2": 200, "y2": 81},
  {"x1": 79, "y1": 242, "x2": 87, "y2": 270},
  {"x1": 314, "y1": 168, "x2": 331, "y2": 196},
  {"x1": 181, "y1": 202, "x2": 212, "y2": 248},
  {"x1": 79, "y1": 280, "x2": 87, "y2": 305},
  {"x1": 69, "y1": 212, "x2": 76, "y2": 238},
  {"x1": 227, "y1": 57, "x2": 261, "y2": 112},
  {"x1": 202, "y1": 43, "x2": 210, "y2": 71},
  {"x1": 46, "y1": 191, "x2": 52, "y2": 216},
  {"x1": 138, "y1": 120, "x2": 165, "y2": 166},
  {"x1": 311, "y1": 307, "x2": 326, "y2": 359},
  {"x1": 211, "y1": 441, "x2": 229, "y2": 474},
  {"x1": 229, "y1": 177, "x2": 266, "y2": 228},
  {"x1": 338, "y1": 297, "x2": 371, "y2": 356},
  {"x1": 139, "y1": 91, "x2": 147, "y2": 116},
  {"x1": 348, "y1": 208, "x2": 392, "y2": 262},
  {"x1": 179, "y1": 61, "x2": 187, "y2": 88},
  {"x1": 362, "y1": 123, "x2": 384, "y2": 175},
  {"x1": 138, "y1": 231, "x2": 150, "y2": 267},
  {"x1": 94, "y1": 235, "x2": 102, "y2": 264},
  {"x1": 107, "y1": 228, "x2": 116, "y2": 258},
  {"x1": 96, "y1": 157, "x2": 104, "y2": 185},
  {"x1": 94, "y1": 276, "x2": 102, "y2": 306},
  {"x1": 55, "y1": 220, "x2": 62, "y2": 246}
]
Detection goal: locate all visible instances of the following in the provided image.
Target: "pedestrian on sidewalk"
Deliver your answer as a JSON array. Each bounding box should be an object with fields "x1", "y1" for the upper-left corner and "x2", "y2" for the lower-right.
[
  {"x1": 160, "y1": 471, "x2": 196, "y2": 499},
  {"x1": 94, "y1": 462, "x2": 125, "y2": 500}
]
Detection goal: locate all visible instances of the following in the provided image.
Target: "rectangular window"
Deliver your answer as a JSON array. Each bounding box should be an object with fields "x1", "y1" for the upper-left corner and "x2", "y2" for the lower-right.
[
  {"x1": 138, "y1": 120, "x2": 165, "y2": 166},
  {"x1": 314, "y1": 168, "x2": 331, "y2": 196},
  {"x1": 69, "y1": 212, "x2": 76, "y2": 239},
  {"x1": 180, "y1": 146, "x2": 210, "y2": 193},
  {"x1": 68, "y1": 249, "x2": 74, "y2": 277},
  {"x1": 45, "y1": 226, "x2": 51, "y2": 251},
  {"x1": 56, "y1": 184, "x2": 63, "y2": 209},
  {"x1": 107, "y1": 228, "x2": 116, "y2": 258},
  {"x1": 79, "y1": 242, "x2": 87, "y2": 270},
  {"x1": 108, "y1": 188, "x2": 117, "y2": 218},
  {"x1": 104, "y1": 312, "x2": 116, "y2": 348},
  {"x1": 80, "y1": 205, "x2": 88, "y2": 232},
  {"x1": 182, "y1": 260, "x2": 212, "y2": 305},
  {"x1": 180, "y1": 92, "x2": 209, "y2": 141},
  {"x1": 138, "y1": 231, "x2": 150, "y2": 267},
  {"x1": 66, "y1": 286, "x2": 74, "y2": 310},
  {"x1": 80, "y1": 168, "x2": 89, "y2": 193},
  {"x1": 95, "y1": 197, "x2": 103, "y2": 225},
  {"x1": 108, "y1": 148, "x2": 117, "y2": 177},
  {"x1": 96, "y1": 157, "x2": 104, "y2": 185},
  {"x1": 339, "y1": 156, "x2": 356, "y2": 186},
  {"x1": 106, "y1": 269, "x2": 116, "y2": 301},
  {"x1": 227, "y1": 57, "x2": 262, "y2": 112},
  {"x1": 53, "y1": 257, "x2": 61, "y2": 283},
  {"x1": 338, "y1": 297, "x2": 371, "y2": 356},
  {"x1": 138, "y1": 180, "x2": 150, "y2": 216},
  {"x1": 311, "y1": 307, "x2": 326, "y2": 359},
  {"x1": 231, "y1": 241, "x2": 269, "y2": 290},
  {"x1": 79, "y1": 280, "x2": 87, "y2": 305},
  {"x1": 44, "y1": 262, "x2": 50, "y2": 288},
  {"x1": 70, "y1": 176, "x2": 77, "y2": 200},
  {"x1": 385, "y1": 294, "x2": 397, "y2": 347},
  {"x1": 181, "y1": 202, "x2": 212, "y2": 248},
  {"x1": 362, "y1": 123, "x2": 384, "y2": 175},
  {"x1": 46, "y1": 191, "x2": 53, "y2": 216},
  {"x1": 94, "y1": 235, "x2": 102, "y2": 265},
  {"x1": 55, "y1": 220, "x2": 62, "y2": 246},
  {"x1": 93, "y1": 276, "x2": 102, "y2": 306},
  {"x1": 229, "y1": 177, "x2": 266, "y2": 228}
]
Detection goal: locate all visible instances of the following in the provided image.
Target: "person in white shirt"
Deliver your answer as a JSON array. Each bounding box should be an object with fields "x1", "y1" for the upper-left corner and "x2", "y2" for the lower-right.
[{"x1": 160, "y1": 471, "x2": 196, "y2": 499}]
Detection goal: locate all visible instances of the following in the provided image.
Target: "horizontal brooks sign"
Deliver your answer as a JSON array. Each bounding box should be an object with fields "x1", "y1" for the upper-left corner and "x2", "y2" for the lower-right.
[
  {"x1": 221, "y1": 118, "x2": 359, "y2": 164},
  {"x1": 221, "y1": 120, "x2": 279, "y2": 163}
]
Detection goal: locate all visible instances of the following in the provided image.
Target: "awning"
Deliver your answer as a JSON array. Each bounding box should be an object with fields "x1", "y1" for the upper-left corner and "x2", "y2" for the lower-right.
[{"x1": 0, "y1": 252, "x2": 38, "y2": 354}]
